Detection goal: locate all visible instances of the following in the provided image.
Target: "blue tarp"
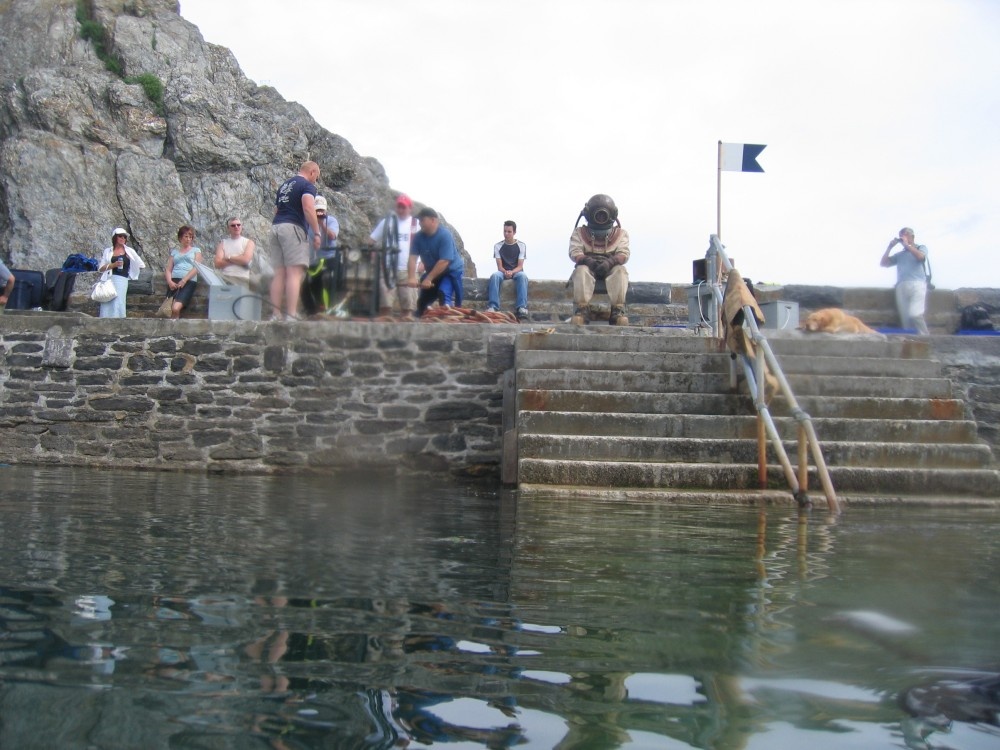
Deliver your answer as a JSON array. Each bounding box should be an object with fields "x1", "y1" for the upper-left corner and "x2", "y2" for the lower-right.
[{"x1": 62, "y1": 254, "x2": 99, "y2": 272}]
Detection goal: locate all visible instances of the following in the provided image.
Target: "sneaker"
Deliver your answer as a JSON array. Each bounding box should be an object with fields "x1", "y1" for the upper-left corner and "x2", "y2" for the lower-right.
[
  {"x1": 485, "y1": 305, "x2": 500, "y2": 313},
  {"x1": 571, "y1": 307, "x2": 589, "y2": 326},
  {"x1": 610, "y1": 306, "x2": 629, "y2": 326},
  {"x1": 516, "y1": 307, "x2": 529, "y2": 321}
]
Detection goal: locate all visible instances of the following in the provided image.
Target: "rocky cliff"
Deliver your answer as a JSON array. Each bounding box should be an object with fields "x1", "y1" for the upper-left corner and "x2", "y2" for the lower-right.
[{"x1": 0, "y1": 0, "x2": 473, "y2": 274}]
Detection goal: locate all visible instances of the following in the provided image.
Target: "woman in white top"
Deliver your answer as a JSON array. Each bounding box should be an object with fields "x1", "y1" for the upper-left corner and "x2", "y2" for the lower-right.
[
  {"x1": 98, "y1": 227, "x2": 146, "y2": 318},
  {"x1": 214, "y1": 217, "x2": 255, "y2": 288}
]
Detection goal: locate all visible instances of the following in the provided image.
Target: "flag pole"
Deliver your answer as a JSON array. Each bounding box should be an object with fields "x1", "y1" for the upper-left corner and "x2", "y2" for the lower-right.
[{"x1": 716, "y1": 140, "x2": 722, "y2": 239}]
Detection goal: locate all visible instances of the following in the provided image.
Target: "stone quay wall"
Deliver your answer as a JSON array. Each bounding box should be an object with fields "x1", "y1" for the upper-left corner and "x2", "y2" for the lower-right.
[
  {"x1": 0, "y1": 314, "x2": 516, "y2": 477},
  {"x1": 2, "y1": 311, "x2": 1000, "y2": 479}
]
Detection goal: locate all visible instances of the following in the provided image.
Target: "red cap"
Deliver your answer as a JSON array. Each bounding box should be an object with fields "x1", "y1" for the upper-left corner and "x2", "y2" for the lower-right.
[{"x1": 395, "y1": 194, "x2": 413, "y2": 208}]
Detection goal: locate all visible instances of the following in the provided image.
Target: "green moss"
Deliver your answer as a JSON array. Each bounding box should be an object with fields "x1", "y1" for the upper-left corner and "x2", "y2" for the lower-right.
[
  {"x1": 77, "y1": 1, "x2": 163, "y2": 113},
  {"x1": 76, "y1": 1, "x2": 121, "y2": 74},
  {"x1": 125, "y1": 73, "x2": 164, "y2": 115}
]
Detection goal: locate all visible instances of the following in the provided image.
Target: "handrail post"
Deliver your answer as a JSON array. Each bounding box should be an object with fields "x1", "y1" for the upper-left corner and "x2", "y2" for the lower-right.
[
  {"x1": 797, "y1": 423, "x2": 808, "y2": 493},
  {"x1": 754, "y1": 348, "x2": 767, "y2": 489},
  {"x1": 757, "y1": 415, "x2": 767, "y2": 489}
]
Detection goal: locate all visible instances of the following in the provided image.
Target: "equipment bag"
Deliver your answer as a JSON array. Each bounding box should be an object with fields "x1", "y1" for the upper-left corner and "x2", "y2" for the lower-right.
[{"x1": 5, "y1": 269, "x2": 45, "y2": 310}]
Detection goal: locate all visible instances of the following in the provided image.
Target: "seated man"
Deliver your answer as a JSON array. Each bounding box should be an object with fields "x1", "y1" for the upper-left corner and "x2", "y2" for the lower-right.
[
  {"x1": 568, "y1": 193, "x2": 630, "y2": 325},
  {"x1": 487, "y1": 220, "x2": 529, "y2": 321}
]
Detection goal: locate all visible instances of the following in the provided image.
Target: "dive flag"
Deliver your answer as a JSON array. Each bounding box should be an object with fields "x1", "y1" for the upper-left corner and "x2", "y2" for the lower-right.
[{"x1": 720, "y1": 143, "x2": 766, "y2": 173}]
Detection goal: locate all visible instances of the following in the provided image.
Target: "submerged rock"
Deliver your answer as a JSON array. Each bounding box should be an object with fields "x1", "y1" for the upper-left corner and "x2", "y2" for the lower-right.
[{"x1": 901, "y1": 670, "x2": 1000, "y2": 727}]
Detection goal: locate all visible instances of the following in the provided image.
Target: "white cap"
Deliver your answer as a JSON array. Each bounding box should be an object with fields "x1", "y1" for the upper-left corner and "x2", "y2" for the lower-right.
[
  {"x1": 112, "y1": 227, "x2": 128, "y2": 236},
  {"x1": 314, "y1": 196, "x2": 328, "y2": 211}
]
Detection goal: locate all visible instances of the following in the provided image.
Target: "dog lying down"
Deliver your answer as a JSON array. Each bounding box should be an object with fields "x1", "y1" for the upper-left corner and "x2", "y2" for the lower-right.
[{"x1": 802, "y1": 307, "x2": 878, "y2": 334}]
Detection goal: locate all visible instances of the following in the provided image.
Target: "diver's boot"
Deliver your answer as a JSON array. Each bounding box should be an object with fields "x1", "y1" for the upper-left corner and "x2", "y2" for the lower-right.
[
  {"x1": 571, "y1": 307, "x2": 589, "y2": 326},
  {"x1": 610, "y1": 306, "x2": 629, "y2": 326}
]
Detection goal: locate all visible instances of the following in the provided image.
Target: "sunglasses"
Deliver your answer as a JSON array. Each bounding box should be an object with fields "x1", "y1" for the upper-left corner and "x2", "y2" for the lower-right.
[{"x1": 229, "y1": 223, "x2": 241, "y2": 228}]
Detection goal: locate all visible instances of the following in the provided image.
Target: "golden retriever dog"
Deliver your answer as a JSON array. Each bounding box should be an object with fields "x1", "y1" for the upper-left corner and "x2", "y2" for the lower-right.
[{"x1": 802, "y1": 307, "x2": 877, "y2": 334}]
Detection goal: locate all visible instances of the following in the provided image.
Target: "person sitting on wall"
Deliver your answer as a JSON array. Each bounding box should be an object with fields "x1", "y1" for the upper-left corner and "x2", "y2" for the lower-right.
[
  {"x1": 214, "y1": 217, "x2": 255, "y2": 290},
  {"x1": 164, "y1": 225, "x2": 203, "y2": 320},
  {"x1": 568, "y1": 194, "x2": 630, "y2": 326},
  {"x1": 486, "y1": 220, "x2": 529, "y2": 321}
]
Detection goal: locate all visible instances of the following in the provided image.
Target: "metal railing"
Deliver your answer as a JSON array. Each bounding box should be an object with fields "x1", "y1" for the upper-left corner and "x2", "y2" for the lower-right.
[{"x1": 705, "y1": 235, "x2": 839, "y2": 513}]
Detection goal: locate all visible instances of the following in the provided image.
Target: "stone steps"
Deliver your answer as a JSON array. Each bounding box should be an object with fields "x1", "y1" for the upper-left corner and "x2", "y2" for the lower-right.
[
  {"x1": 512, "y1": 328, "x2": 1000, "y2": 501},
  {"x1": 520, "y1": 411, "x2": 980, "y2": 443},
  {"x1": 519, "y1": 434, "x2": 994, "y2": 470},
  {"x1": 518, "y1": 459, "x2": 1000, "y2": 496}
]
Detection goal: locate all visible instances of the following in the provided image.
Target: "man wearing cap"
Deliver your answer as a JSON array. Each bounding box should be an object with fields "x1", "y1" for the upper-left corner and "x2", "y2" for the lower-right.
[
  {"x1": 302, "y1": 196, "x2": 340, "y2": 313},
  {"x1": 408, "y1": 207, "x2": 464, "y2": 316},
  {"x1": 370, "y1": 194, "x2": 419, "y2": 317},
  {"x1": 0, "y1": 258, "x2": 14, "y2": 308},
  {"x1": 269, "y1": 160, "x2": 322, "y2": 319}
]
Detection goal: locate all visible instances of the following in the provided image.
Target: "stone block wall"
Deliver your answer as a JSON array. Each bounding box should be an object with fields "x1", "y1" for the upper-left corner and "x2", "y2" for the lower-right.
[{"x1": 0, "y1": 314, "x2": 515, "y2": 477}]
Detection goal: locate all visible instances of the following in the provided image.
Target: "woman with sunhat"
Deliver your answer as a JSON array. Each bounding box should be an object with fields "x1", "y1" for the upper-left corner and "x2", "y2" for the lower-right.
[{"x1": 98, "y1": 227, "x2": 146, "y2": 318}]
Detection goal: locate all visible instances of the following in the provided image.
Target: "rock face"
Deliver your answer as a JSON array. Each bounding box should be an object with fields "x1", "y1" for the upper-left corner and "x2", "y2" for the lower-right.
[{"x1": 0, "y1": 0, "x2": 474, "y2": 275}]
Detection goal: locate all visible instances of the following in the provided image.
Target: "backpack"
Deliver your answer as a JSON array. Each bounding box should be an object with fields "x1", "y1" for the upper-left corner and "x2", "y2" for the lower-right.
[{"x1": 959, "y1": 304, "x2": 994, "y2": 332}]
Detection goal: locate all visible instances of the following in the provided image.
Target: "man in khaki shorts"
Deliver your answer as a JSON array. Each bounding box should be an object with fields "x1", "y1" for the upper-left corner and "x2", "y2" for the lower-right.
[{"x1": 269, "y1": 161, "x2": 322, "y2": 319}]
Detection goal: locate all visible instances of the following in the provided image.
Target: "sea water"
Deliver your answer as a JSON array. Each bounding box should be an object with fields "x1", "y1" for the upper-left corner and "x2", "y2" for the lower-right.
[{"x1": 0, "y1": 465, "x2": 997, "y2": 749}]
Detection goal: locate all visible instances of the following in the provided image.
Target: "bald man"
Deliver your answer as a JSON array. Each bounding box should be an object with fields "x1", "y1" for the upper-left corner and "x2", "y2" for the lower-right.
[{"x1": 269, "y1": 160, "x2": 322, "y2": 319}]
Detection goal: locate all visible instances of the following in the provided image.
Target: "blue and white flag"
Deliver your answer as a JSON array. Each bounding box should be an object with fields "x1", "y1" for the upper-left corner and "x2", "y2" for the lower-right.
[{"x1": 720, "y1": 143, "x2": 766, "y2": 173}]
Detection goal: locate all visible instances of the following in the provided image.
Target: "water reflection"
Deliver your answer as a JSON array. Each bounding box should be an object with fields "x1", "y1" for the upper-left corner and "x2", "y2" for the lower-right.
[{"x1": 0, "y1": 465, "x2": 998, "y2": 748}]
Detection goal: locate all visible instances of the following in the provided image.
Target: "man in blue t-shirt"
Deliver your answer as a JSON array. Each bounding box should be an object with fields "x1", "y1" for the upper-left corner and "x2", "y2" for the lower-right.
[
  {"x1": 407, "y1": 207, "x2": 464, "y2": 316},
  {"x1": 269, "y1": 160, "x2": 322, "y2": 320}
]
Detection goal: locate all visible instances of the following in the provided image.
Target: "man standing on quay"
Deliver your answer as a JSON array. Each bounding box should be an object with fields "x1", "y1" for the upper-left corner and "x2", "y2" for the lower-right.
[
  {"x1": 880, "y1": 226, "x2": 930, "y2": 335},
  {"x1": 269, "y1": 161, "x2": 321, "y2": 320},
  {"x1": 408, "y1": 207, "x2": 464, "y2": 317}
]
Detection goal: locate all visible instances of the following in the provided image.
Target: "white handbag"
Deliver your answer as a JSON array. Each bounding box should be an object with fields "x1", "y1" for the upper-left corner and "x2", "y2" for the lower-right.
[{"x1": 91, "y1": 273, "x2": 117, "y2": 303}]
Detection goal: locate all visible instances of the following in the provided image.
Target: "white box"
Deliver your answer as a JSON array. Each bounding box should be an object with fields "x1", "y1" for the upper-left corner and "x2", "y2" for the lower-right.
[
  {"x1": 759, "y1": 300, "x2": 799, "y2": 330},
  {"x1": 208, "y1": 283, "x2": 261, "y2": 321}
]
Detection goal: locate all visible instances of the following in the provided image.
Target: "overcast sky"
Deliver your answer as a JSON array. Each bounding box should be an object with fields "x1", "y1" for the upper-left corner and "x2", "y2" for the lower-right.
[{"x1": 180, "y1": 0, "x2": 999, "y2": 290}]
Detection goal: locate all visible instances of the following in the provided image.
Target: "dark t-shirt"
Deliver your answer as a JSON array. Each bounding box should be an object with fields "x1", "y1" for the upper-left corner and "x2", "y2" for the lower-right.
[
  {"x1": 272, "y1": 175, "x2": 317, "y2": 231},
  {"x1": 111, "y1": 252, "x2": 130, "y2": 278},
  {"x1": 497, "y1": 241, "x2": 523, "y2": 272}
]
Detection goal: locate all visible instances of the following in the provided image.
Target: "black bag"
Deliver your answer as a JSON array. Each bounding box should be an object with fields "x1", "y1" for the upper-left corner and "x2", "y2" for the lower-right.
[
  {"x1": 4, "y1": 269, "x2": 45, "y2": 310},
  {"x1": 129, "y1": 266, "x2": 156, "y2": 295},
  {"x1": 959, "y1": 304, "x2": 994, "y2": 332},
  {"x1": 45, "y1": 270, "x2": 77, "y2": 311}
]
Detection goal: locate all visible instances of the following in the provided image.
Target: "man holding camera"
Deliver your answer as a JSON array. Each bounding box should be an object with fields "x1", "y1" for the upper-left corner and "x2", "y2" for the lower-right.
[
  {"x1": 880, "y1": 226, "x2": 930, "y2": 335},
  {"x1": 568, "y1": 193, "x2": 630, "y2": 325}
]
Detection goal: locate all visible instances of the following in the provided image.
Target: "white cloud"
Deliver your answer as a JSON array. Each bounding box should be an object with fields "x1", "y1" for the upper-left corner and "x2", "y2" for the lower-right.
[{"x1": 180, "y1": 0, "x2": 1000, "y2": 290}]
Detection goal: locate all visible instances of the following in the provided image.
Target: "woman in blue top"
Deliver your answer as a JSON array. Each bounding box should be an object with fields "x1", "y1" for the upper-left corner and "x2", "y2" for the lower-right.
[{"x1": 164, "y1": 225, "x2": 203, "y2": 319}]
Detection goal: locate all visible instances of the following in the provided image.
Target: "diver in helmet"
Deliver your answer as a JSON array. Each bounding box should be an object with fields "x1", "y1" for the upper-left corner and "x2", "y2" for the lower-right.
[{"x1": 568, "y1": 193, "x2": 630, "y2": 325}]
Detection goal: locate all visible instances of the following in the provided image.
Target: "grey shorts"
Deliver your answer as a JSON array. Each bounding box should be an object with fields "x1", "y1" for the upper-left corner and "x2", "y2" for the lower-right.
[{"x1": 269, "y1": 222, "x2": 309, "y2": 268}]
